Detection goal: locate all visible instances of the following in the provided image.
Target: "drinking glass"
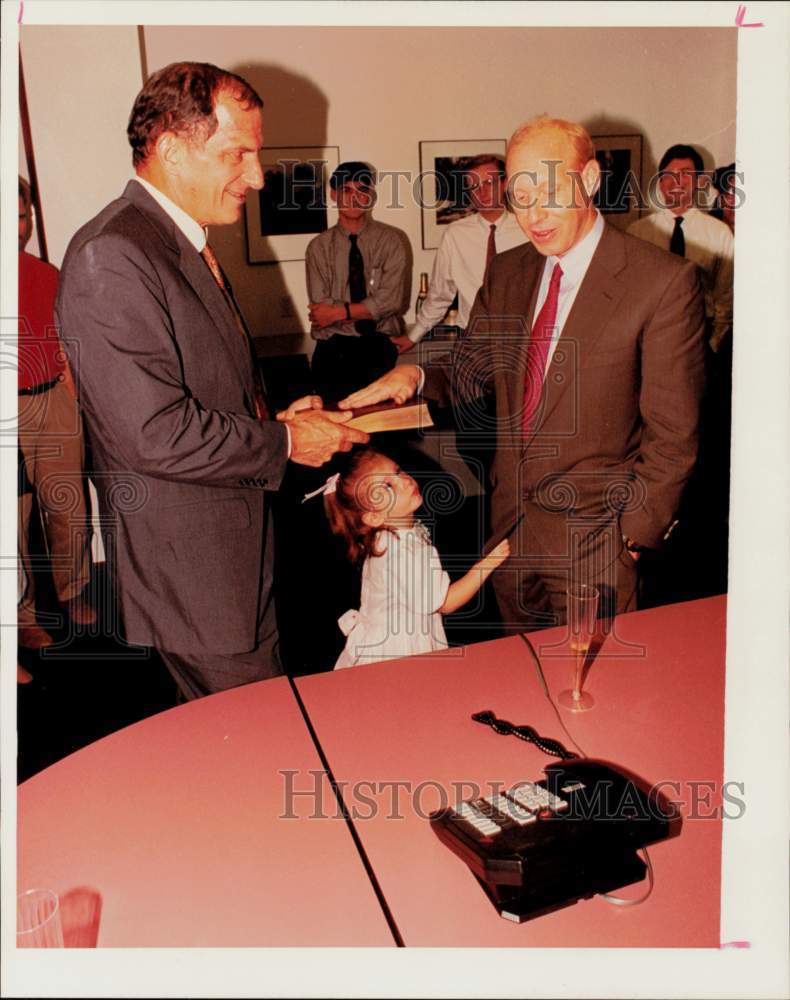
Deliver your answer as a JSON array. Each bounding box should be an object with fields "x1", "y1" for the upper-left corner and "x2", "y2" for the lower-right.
[
  {"x1": 17, "y1": 888, "x2": 64, "y2": 948},
  {"x1": 558, "y1": 583, "x2": 599, "y2": 712}
]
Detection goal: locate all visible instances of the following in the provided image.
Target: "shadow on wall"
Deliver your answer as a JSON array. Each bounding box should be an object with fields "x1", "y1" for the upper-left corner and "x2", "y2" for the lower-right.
[{"x1": 208, "y1": 63, "x2": 330, "y2": 341}]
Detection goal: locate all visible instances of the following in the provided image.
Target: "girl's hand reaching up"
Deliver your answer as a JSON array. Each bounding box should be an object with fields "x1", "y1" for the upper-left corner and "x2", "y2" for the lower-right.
[{"x1": 477, "y1": 538, "x2": 511, "y2": 573}]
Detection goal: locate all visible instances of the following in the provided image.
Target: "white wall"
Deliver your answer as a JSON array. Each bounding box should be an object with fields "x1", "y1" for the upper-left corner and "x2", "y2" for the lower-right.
[
  {"x1": 20, "y1": 24, "x2": 736, "y2": 343},
  {"x1": 142, "y1": 25, "x2": 737, "y2": 342},
  {"x1": 20, "y1": 25, "x2": 142, "y2": 267}
]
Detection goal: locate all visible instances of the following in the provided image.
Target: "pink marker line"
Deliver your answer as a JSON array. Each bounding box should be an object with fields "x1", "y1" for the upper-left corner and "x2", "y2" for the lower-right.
[
  {"x1": 735, "y1": 5, "x2": 764, "y2": 27},
  {"x1": 18, "y1": 0, "x2": 24, "y2": 24},
  {"x1": 720, "y1": 940, "x2": 752, "y2": 949}
]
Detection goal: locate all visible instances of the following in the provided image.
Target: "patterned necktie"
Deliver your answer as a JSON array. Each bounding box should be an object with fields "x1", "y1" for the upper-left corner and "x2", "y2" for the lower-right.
[
  {"x1": 670, "y1": 215, "x2": 685, "y2": 257},
  {"x1": 348, "y1": 234, "x2": 376, "y2": 336},
  {"x1": 483, "y1": 223, "x2": 497, "y2": 283},
  {"x1": 201, "y1": 243, "x2": 269, "y2": 421},
  {"x1": 523, "y1": 262, "x2": 563, "y2": 436}
]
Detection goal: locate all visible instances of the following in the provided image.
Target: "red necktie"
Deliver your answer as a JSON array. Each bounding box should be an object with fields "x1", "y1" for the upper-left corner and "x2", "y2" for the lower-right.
[
  {"x1": 522, "y1": 262, "x2": 562, "y2": 435},
  {"x1": 483, "y1": 223, "x2": 497, "y2": 284},
  {"x1": 201, "y1": 244, "x2": 269, "y2": 421}
]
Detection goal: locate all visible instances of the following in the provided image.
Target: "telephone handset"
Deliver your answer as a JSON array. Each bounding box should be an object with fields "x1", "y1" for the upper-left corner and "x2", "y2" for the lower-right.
[{"x1": 429, "y1": 757, "x2": 681, "y2": 923}]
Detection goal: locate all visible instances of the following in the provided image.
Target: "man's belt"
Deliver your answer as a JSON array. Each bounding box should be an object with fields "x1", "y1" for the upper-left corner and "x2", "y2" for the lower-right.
[{"x1": 19, "y1": 376, "x2": 61, "y2": 397}]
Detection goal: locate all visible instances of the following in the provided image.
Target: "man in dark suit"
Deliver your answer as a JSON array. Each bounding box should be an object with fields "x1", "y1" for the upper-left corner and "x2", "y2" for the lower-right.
[
  {"x1": 57, "y1": 62, "x2": 367, "y2": 698},
  {"x1": 341, "y1": 117, "x2": 705, "y2": 628}
]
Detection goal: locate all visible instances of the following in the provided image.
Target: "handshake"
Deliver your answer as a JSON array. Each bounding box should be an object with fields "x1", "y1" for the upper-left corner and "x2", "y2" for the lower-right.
[{"x1": 276, "y1": 365, "x2": 423, "y2": 467}]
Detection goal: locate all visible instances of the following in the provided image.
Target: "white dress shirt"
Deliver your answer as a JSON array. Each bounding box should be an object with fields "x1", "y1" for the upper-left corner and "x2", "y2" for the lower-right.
[
  {"x1": 133, "y1": 175, "x2": 207, "y2": 251},
  {"x1": 414, "y1": 212, "x2": 604, "y2": 395},
  {"x1": 532, "y1": 210, "x2": 606, "y2": 371},
  {"x1": 131, "y1": 176, "x2": 291, "y2": 453},
  {"x1": 628, "y1": 207, "x2": 734, "y2": 351},
  {"x1": 410, "y1": 210, "x2": 528, "y2": 342}
]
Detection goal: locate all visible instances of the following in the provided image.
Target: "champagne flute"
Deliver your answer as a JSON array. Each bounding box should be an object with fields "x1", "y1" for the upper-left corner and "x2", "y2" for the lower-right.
[
  {"x1": 559, "y1": 583, "x2": 599, "y2": 712},
  {"x1": 17, "y1": 889, "x2": 64, "y2": 948}
]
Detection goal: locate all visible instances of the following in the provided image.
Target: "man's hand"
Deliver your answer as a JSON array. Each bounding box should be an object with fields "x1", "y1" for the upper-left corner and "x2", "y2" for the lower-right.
[
  {"x1": 308, "y1": 302, "x2": 344, "y2": 329},
  {"x1": 287, "y1": 409, "x2": 369, "y2": 467},
  {"x1": 391, "y1": 334, "x2": 415, "y2": 354},
  {"x1": 623, "y1": 536, "x2": 642, "y2": 562},
  {"x1": 276, "y1": 395, "x2": 323, "y2": 422},
  {"x1": 338, "y1": 365, "x2": 422, "y2": 410}
]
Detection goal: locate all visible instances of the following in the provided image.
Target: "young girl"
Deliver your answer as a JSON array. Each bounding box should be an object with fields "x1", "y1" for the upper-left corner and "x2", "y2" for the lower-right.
[{"x1": 311, "y1": 447, "x2": 510, "y2": 669}]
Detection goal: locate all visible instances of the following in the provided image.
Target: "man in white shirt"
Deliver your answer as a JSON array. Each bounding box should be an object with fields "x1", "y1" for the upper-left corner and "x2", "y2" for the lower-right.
[
  {"x1": 408, "y1": 155, "x2": 529, "y2": 491},
  {"x1": 57, "y1": 61, "x2": 366, "y2": 698},
  {"x1": 628, "y1": 144, "x2": 734, "y2": 353},
  {"x1": 407, "y1": 155, "x2": 528, "y2": 346}
]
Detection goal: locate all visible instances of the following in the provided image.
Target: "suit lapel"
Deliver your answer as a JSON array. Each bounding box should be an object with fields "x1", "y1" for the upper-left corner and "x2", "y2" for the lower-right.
[
  {"x1": 123, "y1": 181, "x2": 255, "y2": 395},
  {"x1": 177, "y1": 240, "x2": 256, "y2": 394},
  {"x1": 526, "y1": 225, "x2": 628, "y2": 442}
]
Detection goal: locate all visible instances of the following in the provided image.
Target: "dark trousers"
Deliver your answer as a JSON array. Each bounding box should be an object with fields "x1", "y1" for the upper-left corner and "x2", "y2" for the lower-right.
[
  {"x1": 492, "y1": 508, "x2": 639, "y2": 632},
  {"x1": 158, "y1": 517, "x2": 283, "y2": 700},
  {"x1": 311, "y1": 333, "x2": 398, "y2": 404},
  {"x1": 158, "y1": 624, "x2": 282, "y2": 701}
]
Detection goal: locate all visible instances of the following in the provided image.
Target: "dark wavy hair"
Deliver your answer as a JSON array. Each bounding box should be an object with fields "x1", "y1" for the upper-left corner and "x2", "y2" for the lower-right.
[
  {"x1": 658, "y1": 144, "x2": 704, "y2": 174},
  {"x1": 127, "y1": 61, "x2": 263, "y2": 167},
  {"x1": 329, "y1": 161, "x2": 376, "y2": 191},
  {"x1": 462, "y1": 154, "x2": 505, "y2": 179},
  {"x1": 324, "y1": 448, "x2": 396, "y2": 565}
]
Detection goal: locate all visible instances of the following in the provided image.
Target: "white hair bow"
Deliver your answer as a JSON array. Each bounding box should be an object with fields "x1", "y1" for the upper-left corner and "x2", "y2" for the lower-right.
[{"x1": 302, "y1": 472, "x2": 340, "y2": 504}]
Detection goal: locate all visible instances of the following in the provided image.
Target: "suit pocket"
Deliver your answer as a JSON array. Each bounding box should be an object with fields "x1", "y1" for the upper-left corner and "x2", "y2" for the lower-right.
[{"x1": 159, "y1": 496, "x2": 252, "y2": 538}]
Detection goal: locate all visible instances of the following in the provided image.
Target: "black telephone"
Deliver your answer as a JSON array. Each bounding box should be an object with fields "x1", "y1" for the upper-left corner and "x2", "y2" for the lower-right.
[{"x1": 430, "y1": 757, "x2": 681, "y2": 923}]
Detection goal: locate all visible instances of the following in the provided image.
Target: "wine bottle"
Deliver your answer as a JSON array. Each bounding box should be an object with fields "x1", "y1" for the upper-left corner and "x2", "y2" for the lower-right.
[{"x1": 415, "y1": 272, "x2": 428, "y2": 316}]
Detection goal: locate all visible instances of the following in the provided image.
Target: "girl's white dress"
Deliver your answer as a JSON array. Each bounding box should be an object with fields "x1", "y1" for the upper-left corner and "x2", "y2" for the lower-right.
[{"x1": 334, "y1": 522, "x2": 451, "y2": 669}]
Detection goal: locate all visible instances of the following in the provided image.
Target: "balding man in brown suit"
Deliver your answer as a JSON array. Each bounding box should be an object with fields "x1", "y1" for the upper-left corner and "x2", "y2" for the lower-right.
[{"x1": 341, "y1": 117, "x2": 706, "y2": 629}]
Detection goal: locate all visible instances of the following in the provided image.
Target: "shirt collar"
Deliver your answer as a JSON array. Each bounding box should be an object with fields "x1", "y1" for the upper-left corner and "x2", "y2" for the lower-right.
[
  {"x1": 475, "y1": 210, "x2": 511, "y2": 232},
  {"x1": 545, "y1": 210, "x2": 604, "y2": 287},
  {"x1": 338, "y1": 214, "x2": 370, "y2": 239},
  {"x1": 662, "y1": 205, "x2": 700, "y2": 223},
  {"x1": 132, "y1": 176, "x2": 207, "y2": 252}
]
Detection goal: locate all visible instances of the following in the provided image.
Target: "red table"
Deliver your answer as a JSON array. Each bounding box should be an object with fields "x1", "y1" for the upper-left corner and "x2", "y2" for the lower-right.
[
  {"x1": 295, "y1": 595, "x2": 727, "y2": 947},
  {"x1": 18, "y1": 597, "x2": 726, "y2": 948},
  {"x1": 16, "y1": 677, "x2": 394, "y2": 946}
]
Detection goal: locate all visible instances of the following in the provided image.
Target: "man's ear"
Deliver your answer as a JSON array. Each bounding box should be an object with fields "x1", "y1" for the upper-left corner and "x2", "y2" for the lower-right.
[
  {"x1": 329, "y1": 187, "x2": 338, "y2": 206},
  {"x1": 361, "y1": 510, "x2": 385, "y2": 529},
  {"x1": 155, "y1": 132, "x2": 183, "y2": 174},
  {"x1": 580, "y1": 157, "x2": 601, "y2": 202}
]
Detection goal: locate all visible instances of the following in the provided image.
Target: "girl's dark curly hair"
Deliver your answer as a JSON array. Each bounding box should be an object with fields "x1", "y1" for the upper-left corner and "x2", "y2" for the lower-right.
[{"x1": 324, "y1": 447, "x2": 397, "y2": 565}]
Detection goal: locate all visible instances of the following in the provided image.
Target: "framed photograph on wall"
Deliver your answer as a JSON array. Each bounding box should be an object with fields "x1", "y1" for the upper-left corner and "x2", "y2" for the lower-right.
[
  {"x1": 591, "y1": 134, "x2": 643, "y2": 230},
  {"x1": 245, "y1": 146, "x2": 340, "y2": 263},
  {"x1": 418, "y1": 138, "x2": 506, "y2": 250}
]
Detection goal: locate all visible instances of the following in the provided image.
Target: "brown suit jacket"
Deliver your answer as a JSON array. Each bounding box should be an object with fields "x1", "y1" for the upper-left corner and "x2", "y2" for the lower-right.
[{"x1": 423, "y1": 222, "x2": 706, "y2": 553}]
